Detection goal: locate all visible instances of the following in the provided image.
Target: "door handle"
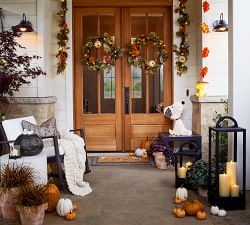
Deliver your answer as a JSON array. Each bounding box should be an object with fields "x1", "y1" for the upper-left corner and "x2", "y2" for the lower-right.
[
  {"x1": 124, "y1": 87, "x2": 130, "y2": 114},
  {"x1": 83, "y1": 97, "x2": 88, "y2": 113}
]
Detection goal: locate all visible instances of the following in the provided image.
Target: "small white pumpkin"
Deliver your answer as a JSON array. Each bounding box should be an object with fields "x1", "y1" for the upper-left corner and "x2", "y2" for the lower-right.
[
  {"x1": 218, "y1": 209, "x2": 227, "y2": 217},
  {"x1": 135, "y1": 148, "x2": 147, "y2": 157},
  {"x1": 148, "y1": 60, "x2": 156, "y2": 68},
  {"x1": 94, "y1": 40, "x2": 102, "y2": 49},
  {"x1": 175, "y1": 186, "x2": 188, "y2": 201},
  {"x1": 210, "y1": 205, "x2": 219, "y2": 215},
  {"x1": 56, "y1": 198, "x2": 73, "y2": 217}
]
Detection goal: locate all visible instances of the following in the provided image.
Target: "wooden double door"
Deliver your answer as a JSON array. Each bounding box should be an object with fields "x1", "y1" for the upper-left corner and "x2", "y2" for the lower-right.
[{"x1": 74, "y1": 4, "x2": 172, "y2": 151}]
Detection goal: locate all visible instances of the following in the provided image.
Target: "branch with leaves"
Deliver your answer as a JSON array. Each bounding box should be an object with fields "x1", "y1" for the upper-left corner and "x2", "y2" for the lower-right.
[{"x1": 56, "y1": 0, "x2": 69, "y2": 74}]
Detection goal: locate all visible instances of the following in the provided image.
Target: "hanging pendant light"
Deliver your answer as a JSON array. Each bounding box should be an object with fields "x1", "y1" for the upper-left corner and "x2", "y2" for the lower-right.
[
  {"x1": 12, "y1": 13, "x2": 34, "y2": 32},
  {"x1": 213, "y1": 13, "x2": 228, "y2": 32}
]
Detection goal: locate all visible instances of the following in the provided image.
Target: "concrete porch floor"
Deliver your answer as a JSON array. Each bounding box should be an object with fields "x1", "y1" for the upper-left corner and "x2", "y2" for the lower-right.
[{"x1": 1, "y1": 165, "x2": 250, "y2": 225}]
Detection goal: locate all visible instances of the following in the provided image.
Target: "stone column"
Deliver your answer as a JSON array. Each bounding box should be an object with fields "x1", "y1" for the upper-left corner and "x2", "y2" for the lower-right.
[
  {"x1": 0, "y1": 96, "x2": 57, "y2": 125},
  {"x1": 191, "y1": 95, "x2": 227, "y2": 160}
]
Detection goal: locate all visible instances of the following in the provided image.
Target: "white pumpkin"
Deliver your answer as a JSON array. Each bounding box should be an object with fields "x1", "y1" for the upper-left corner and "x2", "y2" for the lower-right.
[
  {"x1": 210, "y1": 205, "x2": 219, "y2": 215},
  {"x1": 148, "y1": 60, "x2": 156, "y2": 68},
  {"x1": 94, "y1": 40, "x2": 102, "y2": 48},
  {"x1": 218, "y1": 209, "x2": 227, "y2": 217},
  {"x1": 135, "y1": 148, "x2": 147, "y2": 157},
  {"x1": 56, "y1": 198, "x2": 73, "y2": 216},
  {"x1": 175, "y1": 186, "x2": 188, "y2": 201}
]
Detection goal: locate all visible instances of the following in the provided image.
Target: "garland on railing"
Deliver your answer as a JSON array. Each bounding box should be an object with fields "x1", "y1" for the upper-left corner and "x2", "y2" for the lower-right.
[
  {"x1": 173, "y1": 0, "x2": 190, "y2": 76},
  {"x1": 56, "y1": 0, "x2": 69, "y2": 74}
]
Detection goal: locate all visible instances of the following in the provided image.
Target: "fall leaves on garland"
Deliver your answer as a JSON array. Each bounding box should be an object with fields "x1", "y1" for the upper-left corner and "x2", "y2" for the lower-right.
[
  {"x1": 56, "y1": 0, "x2": 69, "y2": 74},
  {"x1": 173, "y1": 0, "x2": 190, "y2": 76}
]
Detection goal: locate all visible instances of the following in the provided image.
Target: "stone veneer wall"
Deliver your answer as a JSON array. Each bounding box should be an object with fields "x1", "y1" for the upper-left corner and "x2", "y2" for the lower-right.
[
  {"x1": 0, "y1": 97, "x2": 57, "y2": 125},
  {"x1": 191, "y1": 95, "x2": 227, "y2": 160}
]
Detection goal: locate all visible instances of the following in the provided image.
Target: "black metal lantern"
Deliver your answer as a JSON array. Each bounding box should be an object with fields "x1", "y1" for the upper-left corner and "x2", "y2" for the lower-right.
[
  {"x1": 213, "y1": 13, "x2": 228, "y2": 32},
  {"x1": 12, "y1": 13, "x2": 34, "y2": 32},
  {"x1": 174, "y1": 141, "x2": 202, "y2": 188},
  {"x1": 208, "y1": 116, "x2": 246, "y2": 210}
]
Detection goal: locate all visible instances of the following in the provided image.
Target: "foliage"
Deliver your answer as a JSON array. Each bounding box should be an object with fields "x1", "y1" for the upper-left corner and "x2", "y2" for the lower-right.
[
  {"x1": 82, "y1": 32, "x2": 124, "y2": 72},
  {"x1": 0, "y1": 163, "x2": 35, "y2": 191},
  {"x1": 0, "y1": 31, "x2": 46, "y2": 103},
  {"x1": 173, "y1": 0, "x2": 190, "y2": 76},
  {"x1": 212, "y1": 99, "x2": 228, "y2": 163},
  {"x1": 56, "y1": 0, "x2": 69, "y2": 74},
  {"x1": 127, "y1": 32, "x2": 168, "y2": 74},
  {"x1": 17, "y1": 184, "x2": 47, "y2": 207},
  {"x1": 186, "y1": 159, "x2": 225, "y2": 188}
]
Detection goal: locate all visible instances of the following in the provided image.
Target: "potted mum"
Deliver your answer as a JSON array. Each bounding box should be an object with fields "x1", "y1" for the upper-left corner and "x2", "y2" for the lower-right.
[
  {"x1": 0, "y1": 163, "x2": 34, "y2": 219},
  {"x1": 16, "y1": 185, "x2": 48, "y2": 225},
  {"x1": 0, "y1": 31, "x2": 46, "y2": 104}
]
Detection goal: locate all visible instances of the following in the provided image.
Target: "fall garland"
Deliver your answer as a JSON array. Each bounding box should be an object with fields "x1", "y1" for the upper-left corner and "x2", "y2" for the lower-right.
[
  {"x1": 173, "y1": 0, "x2": 190, "y2": 76},
  {"x1": 56, "y1": 0, "x2": 69, "y2": 74},
  {"x1": 82, "y1": 32, "x2": 124, "y2": 71},
  {"x1": 127, "y1": 32, "x2": 168, "y2": 74}
]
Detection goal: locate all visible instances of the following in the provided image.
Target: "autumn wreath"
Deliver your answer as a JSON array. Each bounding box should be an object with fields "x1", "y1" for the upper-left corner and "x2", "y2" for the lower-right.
[
  {"x1": 82, "y1": 32, "x2": 124, "y2": 71},
  {"x1": 127, "y1": 32, "x2": 168, "y2": 74}
]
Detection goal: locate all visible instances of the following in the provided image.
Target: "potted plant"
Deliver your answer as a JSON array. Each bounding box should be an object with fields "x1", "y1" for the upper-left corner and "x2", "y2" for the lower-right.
[
  {"x1": 0, "y1": 163, "x2": 34, "y2": 219},
  {"x1": 16, "y1": 184, "x2": 48, "y2": 225},
  {"x1": 0, "y1": 31, "x2": 46, "y2": 104},
  {"x1": 186, "y1": 159, "x2": 225, "y2": 197}
]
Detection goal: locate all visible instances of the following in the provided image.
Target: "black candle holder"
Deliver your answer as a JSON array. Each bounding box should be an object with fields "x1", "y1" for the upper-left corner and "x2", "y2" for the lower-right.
[
  {"x1": 174, "y1": 141, "x2": 201, "y2": 188},
  {"x1": 208, "y1": 116, "x2": 246, "y2": 210}
]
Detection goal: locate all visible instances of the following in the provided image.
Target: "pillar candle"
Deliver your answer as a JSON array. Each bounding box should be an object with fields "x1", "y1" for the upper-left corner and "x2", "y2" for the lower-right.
[
  {"x1": 219, "y1": 173, "x2": 230, "y2": 197},
  {"x1": 231, "y1": 184, "x2": 240, "y2": 197},
  {"x1": 226, "y1": 161, "x2": 237, "y2": 185},
  {"x1": 185, "y1": 161, "x2": 192, "y2": 169},
  {"x1": 178, "y1": 167, "x2": 187, "y2": 178}
]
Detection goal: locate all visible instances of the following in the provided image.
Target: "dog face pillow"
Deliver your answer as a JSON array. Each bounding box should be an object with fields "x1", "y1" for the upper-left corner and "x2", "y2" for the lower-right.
[{"x1": 163, "y1": 101, "x2": 192, "y2": 136}]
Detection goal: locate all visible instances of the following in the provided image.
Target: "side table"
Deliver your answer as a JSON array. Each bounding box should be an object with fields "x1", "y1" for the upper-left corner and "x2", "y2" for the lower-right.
[{"x1": 0, "y1": 152, "x2": 48, "y2": 185}]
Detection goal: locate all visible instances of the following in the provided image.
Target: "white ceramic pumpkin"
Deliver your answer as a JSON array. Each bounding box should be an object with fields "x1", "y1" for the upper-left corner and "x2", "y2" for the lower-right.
[
  {"x1": 217, "y1": 209, "x2": 227, "y2": 217},
  {"x1": 56, "y1": 198, "x2": 73, "y2": 216},
  {"x1": 210, "y1": 205, "x2": 219, "y2": 215},
  {"x1": 175, "y1": 186, "x2": 188, "y2": 201}
]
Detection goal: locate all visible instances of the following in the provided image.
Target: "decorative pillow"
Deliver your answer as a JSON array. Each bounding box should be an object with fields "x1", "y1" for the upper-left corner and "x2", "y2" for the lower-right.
[{"x1": 22, "y1": 117, "x2": 58, "y2": 146}]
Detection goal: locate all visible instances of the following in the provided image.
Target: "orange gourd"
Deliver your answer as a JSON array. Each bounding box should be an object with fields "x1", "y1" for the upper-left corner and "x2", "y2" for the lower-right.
[
  {"x1": 72, "y1": 204, "x2": 77, "y2": 211},
  {"x1": 173, "y1": 197, "x2": 183, "y2": 204},
  {"x1": 175, "y1": 208, "x2": 186, "y2": 218},
  {"x1": 183, "y1": 199, "x2": 204, "y2": 216},
  {"x1": 141, "y1": 154, "x2": 148, "y2": 159},
  {"x1": 43, "y1": 184, "x2": 61, "y2": 213},
  {"x1": 141, "y1": 137, "x2": 153, "y2": 150},
  {"x1": 196, "y1": 211, "x2": 207, "y2": 220},
  {"x1": 65, "y1": 210, "x2": 76, "y2": 220},
  {"x1": 172, "y1": 207, "x2": 178, "y2": 215}
]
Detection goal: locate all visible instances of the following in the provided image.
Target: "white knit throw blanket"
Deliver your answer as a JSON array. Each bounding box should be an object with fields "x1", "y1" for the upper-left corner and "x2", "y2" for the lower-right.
[{"x1": 59, "y1": 132, "x2": 92, "y2": 196}]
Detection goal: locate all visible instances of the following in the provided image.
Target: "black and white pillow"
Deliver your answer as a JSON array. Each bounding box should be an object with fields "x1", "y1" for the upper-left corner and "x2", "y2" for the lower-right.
[{"x1": 22, "y1": 117, "x2": 57, "y2": 146}]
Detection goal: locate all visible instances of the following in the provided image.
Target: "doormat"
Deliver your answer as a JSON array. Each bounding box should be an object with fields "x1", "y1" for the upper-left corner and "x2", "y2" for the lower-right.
[{"x1": 92, "y1": 155, "x2": 154, "y2": 166}]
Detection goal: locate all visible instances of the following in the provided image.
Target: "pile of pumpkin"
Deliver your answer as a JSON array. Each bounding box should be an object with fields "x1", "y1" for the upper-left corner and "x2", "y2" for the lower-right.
[
  {"x1": 172, "y1": 186, "x2": 207, "y2": 220},
  {"x1": 44, "y1": 184, "x2": 77, "y2": 221}
]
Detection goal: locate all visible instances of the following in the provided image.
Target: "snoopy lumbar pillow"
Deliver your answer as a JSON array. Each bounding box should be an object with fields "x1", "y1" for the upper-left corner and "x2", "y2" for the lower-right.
[{"x1": 163, "y1": 101, "x2": 192, "y2": 136}]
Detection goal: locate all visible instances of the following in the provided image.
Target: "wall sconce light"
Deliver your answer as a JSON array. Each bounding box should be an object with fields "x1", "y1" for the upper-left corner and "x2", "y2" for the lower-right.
[
  {"x1": 213, "y1": 13, "x2": 228, "y2": 32},
  {"x1": 12, "y1": 13, "x2": 34, "y2": 32}
]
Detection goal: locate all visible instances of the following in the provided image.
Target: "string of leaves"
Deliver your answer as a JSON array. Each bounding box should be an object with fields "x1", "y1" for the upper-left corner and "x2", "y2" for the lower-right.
[
  {"x1": 56, "y1": 0, "x2": 69, "y2": 74},
  {"x1": 127, "y1": 32, "x2": 168, "y2": 74},
  {"x1": 82, "y1": 32, "x2": 124, "y2": 71},
  {"x1": 173, "y1": 0, "x2": 190, "y2": 76}
]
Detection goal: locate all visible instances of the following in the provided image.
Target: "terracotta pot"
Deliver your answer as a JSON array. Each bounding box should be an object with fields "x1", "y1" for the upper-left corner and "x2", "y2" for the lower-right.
[
  {"x1": 17, "y1": 203, "x2": 48, "y2": 225},
  {"x1": 198, "y1": 186, "x2": 208, "y2": 197},
  {"x1": 0, "y1": 187, "x2": 20, "y2": 219},
  {"x1": 154, "y1": 152, "x2": 167, "y2": 170}
]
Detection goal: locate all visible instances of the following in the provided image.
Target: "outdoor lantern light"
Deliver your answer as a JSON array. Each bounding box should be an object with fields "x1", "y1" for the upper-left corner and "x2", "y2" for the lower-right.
[
  {"x1": 12, "y1": 13, "x2": 34, "y2": 32},
  {"x1": 213, "y1": 13, "x2": 228, "y2": 32}
]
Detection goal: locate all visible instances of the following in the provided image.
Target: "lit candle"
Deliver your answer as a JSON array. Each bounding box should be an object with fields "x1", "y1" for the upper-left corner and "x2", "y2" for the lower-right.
[
  {"x1": 231, "y1": 184, "x2": 240, "y2": 197},
  {"x1": 219, "y1": 173, "x2": 230, "y2": 197},
  {"x1": 12, "y1": 148, "x2": 18, "y2": 157},
  {"x1": 185, "y1": 161, "x2": 192, "y2": 169},
  {"x1": 178, "y1": 167, "x2": 187, "y2": 178},
  {"x1": 226, "y1": 161, "x2": 237, "y2": 185}
]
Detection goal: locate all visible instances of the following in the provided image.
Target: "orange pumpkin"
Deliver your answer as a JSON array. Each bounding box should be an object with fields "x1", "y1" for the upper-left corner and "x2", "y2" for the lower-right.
[
  {"x1": 72, "y1": 204, "x2": 77, "y2": 211},
  {"x1": 196, "y1": 211, "x2": 207, "y2": 220},
  {"x1": 43, "y1": 184, "x2": 61, "y2": 213},
  {"x1": 173, "y1": 197, "x2": 183, "y2": 204},
  {"x1": 175, "y1": 208, "x2": 186, "y2": 218},
  {"x1": 65, "y1": 210, "x2": 76, "y2": 220},
  {"x1": 141, "y1": 137, "x2": 153, "y2": 150},
  {"x1": 141, "y1": 154, "x2": 148, "y2": 159},
  {"x1": 172, "y1": 207, "x2": 178, "y2": 215},
  {"x1": 183, "y1": 199, "x2": 204, "y2": 216}
]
